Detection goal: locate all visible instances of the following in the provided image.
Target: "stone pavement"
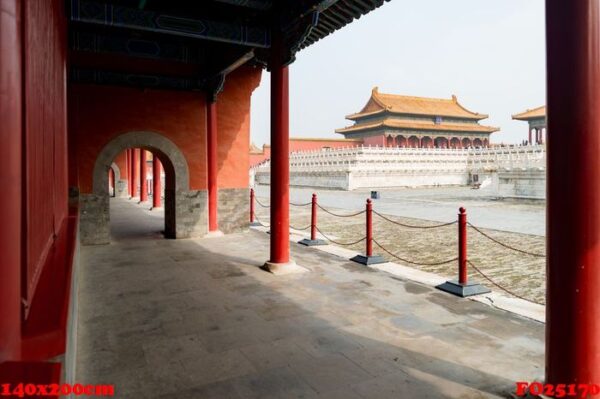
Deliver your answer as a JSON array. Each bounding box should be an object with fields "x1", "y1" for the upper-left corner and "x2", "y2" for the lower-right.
[
  {"x1": 254, "y1": 185, "x2": 545, "y2": 236},
  {"x1": 75, "y1": 197, "x2": 544, "y2": 398}
]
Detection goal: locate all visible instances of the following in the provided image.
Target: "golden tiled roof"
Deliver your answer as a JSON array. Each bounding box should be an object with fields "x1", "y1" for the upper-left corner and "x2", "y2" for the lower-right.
[
  {"x1": 249, "y1": 142, "x2": 263, "y2": 154},
  {"x1": 336, "y1": 118, "x2": 499, "y2": 134},
  {"x1": 512, "y1": 106, "x2": 546, "y2": 121},
  {"x1": 346, "y1": 87, "x2": 488, "y2": 121}
]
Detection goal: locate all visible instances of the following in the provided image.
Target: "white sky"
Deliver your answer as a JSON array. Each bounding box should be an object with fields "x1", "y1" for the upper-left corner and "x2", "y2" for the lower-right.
[{"x1": 250, "y1": 0, "x2": 545, "y2": 146}]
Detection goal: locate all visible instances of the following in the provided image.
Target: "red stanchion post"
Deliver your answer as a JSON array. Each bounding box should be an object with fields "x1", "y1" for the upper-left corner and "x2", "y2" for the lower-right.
[
  {"x1": 299, "y1": 193, "x2": 326, "y2": 246},
  {"x1": 249, "y1": 188, "x2": 258, "y2": 226},
  {"x1": 436, "y1": 206, "x2": 490, "y2": 297},
  {"x1": 458, "y1": 207, "x2": 467, "y2": 285},
  {"x1": 366, "y1": 199, "x2": 373, "y2": 257},
  {"x1": 311, "y1": 193, "x2": 317, "y2": 241},
  {"x1": 351, "y1": 198, "x2": 385, "y2": 265}
]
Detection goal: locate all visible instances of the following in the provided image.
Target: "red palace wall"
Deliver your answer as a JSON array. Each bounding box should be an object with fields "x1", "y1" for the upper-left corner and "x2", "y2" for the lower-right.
[
  {"x1": 362, "y1": 135, "x2": 386, "y2": 147},
  {"x1": 69, "y1": 66, "x2": 261, "y2": 193},
  {"x1": 0, "y1": 0, "x2": 72, "y2": 363},
  {"x1": 250, "y1": 138, "x2": 362, "y2": 166},
  {"x1": 113, "y1": 150, "x2": 128, "y2": 178}
]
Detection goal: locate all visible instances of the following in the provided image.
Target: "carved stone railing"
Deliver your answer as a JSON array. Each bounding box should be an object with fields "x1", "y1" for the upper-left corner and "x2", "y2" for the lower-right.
[{"x1": 251, "y1": 145, "x2": 546, "y2": 175}]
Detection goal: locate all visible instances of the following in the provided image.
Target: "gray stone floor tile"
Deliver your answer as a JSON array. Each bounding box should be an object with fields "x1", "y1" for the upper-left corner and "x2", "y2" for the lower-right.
[{"x1": 75, "y1": 198, "x2": 545, "y2": 399}]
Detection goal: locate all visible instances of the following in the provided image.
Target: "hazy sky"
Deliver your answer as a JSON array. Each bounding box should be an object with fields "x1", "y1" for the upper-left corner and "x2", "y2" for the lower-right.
[{"x1": 250, "y1": 0, "x2": 545, "y2": 146}]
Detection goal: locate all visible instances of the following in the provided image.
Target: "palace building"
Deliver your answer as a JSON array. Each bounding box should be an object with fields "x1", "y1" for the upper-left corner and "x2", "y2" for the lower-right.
[
  {"x1": 336, "y1": 87, "x2": 499, "y2": 148},
  {"x1": 512, "y1": 106, "x2": 547, "y2": 145}
]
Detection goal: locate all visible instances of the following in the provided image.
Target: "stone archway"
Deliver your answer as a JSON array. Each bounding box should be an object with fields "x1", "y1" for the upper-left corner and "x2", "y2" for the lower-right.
[
  {"x1": 110, "y1": 161, "x2": 129, "y2": 198},
  {"x1": 80, "y1": 131, "x2": 207, "y2": 245}
]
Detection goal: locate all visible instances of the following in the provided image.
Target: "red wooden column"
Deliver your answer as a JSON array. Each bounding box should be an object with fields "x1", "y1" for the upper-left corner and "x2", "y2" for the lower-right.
[
  {"x1": 546, "y1": 0, "x2": 600, "y2": 384},
  {"x1": 207, "y1": 98, "x2": 219, "y2": 232},
  {"x1": 152, "y1": 157, "x2": 161, "y2": 209},
  {"x1": 130, "y1": 148, "x2": 137, "y2": 198},
  {"x1": 269, "y1": 50, "x2": 290, "y2": 265},
  {"x1": 125, "y1": 149, "x2": 130, "y2": 196},
  {"x1": 140, "y1": 149, "x2": 148, "y2": 202},
  {"x1": 528, "y1": 128, "x2": 532, "y2": 145}
]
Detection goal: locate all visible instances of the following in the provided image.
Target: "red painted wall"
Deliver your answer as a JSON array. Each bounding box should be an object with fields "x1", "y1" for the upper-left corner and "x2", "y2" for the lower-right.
[
  {"x1": 69, "y1": 66, "x2": 261, "y2": 193},
  {"x1": 218, "y1": 67, "x2": 262, "y2": 188},
  {"x1": 0, "y1": 0, "x2": 23, "y2": 362},
  {"x1": 113, "y1": 150, "x2": 128, "y2": 180},
  {"x1": 0, "y1": 0, "x2": 69, "y2": 363},
  {"x1": 362, "y1": 135, "x2": 386, "y2": 147},
  {"x1": 23, "y1": 0, "x2": 68, "y2": 309}
]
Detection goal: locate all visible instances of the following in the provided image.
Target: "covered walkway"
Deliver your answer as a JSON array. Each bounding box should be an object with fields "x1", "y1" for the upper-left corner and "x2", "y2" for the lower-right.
[{"x1": 75, "y1": 198, "x2": 543, "y2": 398}]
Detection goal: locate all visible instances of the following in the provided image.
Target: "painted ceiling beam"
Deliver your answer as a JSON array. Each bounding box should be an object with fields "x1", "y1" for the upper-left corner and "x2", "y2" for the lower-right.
[
  {"x1": 70, "y1": 0, "x2": 271, "y2": 48},
  {"x1": 211, "y1": 0, "x2": 272, "y2": 10},
  {"x1": 70, "y1": 68, "x2": 204, "y2": 91}
]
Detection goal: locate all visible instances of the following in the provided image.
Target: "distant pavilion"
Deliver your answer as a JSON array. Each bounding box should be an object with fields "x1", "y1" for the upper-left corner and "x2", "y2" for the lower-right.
[
  {"x1": 512, "y1": 106, "x2": 547, "y2": 145},
  {"x1": 336, "y1": 87, "x2": 499, "y2": 149}
]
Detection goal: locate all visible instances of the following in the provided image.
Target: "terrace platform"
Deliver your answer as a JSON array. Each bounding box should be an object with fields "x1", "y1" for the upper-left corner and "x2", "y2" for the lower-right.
[{"x1": 75, "y1": 198, "x2": 544, "y2": 398}]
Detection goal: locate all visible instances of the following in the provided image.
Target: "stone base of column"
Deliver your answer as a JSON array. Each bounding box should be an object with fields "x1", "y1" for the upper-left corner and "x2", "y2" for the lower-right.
[
  {"x1": 204, "y1": 230, "x2": 224, "y2": 238},
  {"x1": 249, "y1": 221, "x2": 262, "y2": 227},
  {"x1": 298, "y1": 238, "x2": 327, "y2": 247},
  {"x1": 150, "y1": 206, "x2": 163, "y2": 211},
  {"x1": 261, "y1": 260, "x2": 308, "y2": 275},
  {"x1": 351, "y1": 254, "x2": 386, "y2": 265},
  {"x1": 436, "y1": 280, "x2": 490, "y2": 298}
]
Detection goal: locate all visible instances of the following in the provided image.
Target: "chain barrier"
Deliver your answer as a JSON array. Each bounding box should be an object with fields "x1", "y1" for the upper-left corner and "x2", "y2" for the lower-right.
[
  {"x1": 314, "y1": 225, "x2": 366, "y2": 246},
  {"x1": 290, "y1": 201, "x2": 312, "y2": 207},
  {"x1": 254, "y1": 197, "x2": 270, "y2": 208},
  {"x1": 317, "y1": 204, "x2": 366, "y2": 218},
  {"x1": 373, "y1": 239, "x2": 458, "y2": 266},
  {"x1": 290, "y1": 224, "x2": 311, "y2": 231},
  {"x1": 468, "y1": 223, "x2": 545, "y2": 258},
  {"x1": 253, "y1": 214, "x2": 270, "y2": 228},
  {"x1": 252, "y1": 194, "x2": 544, "y2": 305},
  {"x1": 373, "y1": 210, "x2": 457, "y2": 229},
  {"x1": 467, "y1": 260, "x2": 544, "y2": 305}
]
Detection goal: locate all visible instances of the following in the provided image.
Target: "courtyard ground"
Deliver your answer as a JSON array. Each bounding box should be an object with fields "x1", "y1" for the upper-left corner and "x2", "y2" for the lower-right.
[
  {"x1": 75, "y1": 197, "x2": 544, "y2": 398},
  {"x1": 254, "y1": 186, "x2": 546, "y2": 304}
]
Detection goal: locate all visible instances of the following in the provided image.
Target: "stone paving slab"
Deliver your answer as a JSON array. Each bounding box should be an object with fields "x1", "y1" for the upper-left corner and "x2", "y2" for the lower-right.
[{"x1": 75, "y1": 198, "x2": 544, "y2": 398}]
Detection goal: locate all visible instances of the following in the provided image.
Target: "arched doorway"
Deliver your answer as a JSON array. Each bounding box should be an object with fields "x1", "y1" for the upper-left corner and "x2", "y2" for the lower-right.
[
  {"x1": 473, "y1": 138, "x2": 483, "y2": 147},
  {"x1": 108, "y1": 161, "x2": 129, "y2": 198},
  {"x1": 407, "y1": 136, "x2": 419, "y2": 148},
  {"x1": 396, "y1": 136, "x2": 407, "y2": 148},
  {"x1": 108, "y1": 167, "x2": 116, "y2": 197},
  {"x1": 462, "y1": 137, "x2": 472, "y2": 148},
  {"x1": 80, "y1": 131, "x2": 205, "y2": 245},
  {"x1": 421, "y1": 136, "x2": 433, "y2": 148},
  {"x1": 450, "y1": 137, "x2": 461, "y2": 149},
  {"x1": 434, "y1": 137, "x2": 449, "y2": 148}
]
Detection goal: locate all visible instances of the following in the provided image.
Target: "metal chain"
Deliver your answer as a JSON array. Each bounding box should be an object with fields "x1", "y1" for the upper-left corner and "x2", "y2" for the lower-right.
[
  {"x1": 290, "y1": 224, "x2": 311, "y2": 231},
  {"x1": 253, "y1": 214, "x2": 270, "y2": 227},
  {"x1": 373, "y1": 239, "x2": 458, "y2": 266},
  {"x1": 468, "y1": 260, "x2": 544, "y2": 305},
  {"x1": 290, "y1": 201, "x2": 312, "y2": 207},
  {"x1": 254, "y1": 197, "x2": 271, "y2": 208},
  {"x1": 373, "y1": 210, "x2": 457, "y2": 229},
  {"x1": 468, "y1": 223, "x2": 545, "y2": 257},
  {"x1": 314, "y1": 226, "x2": 366, "y2": 246},
  {"x1": 317, "y1": 204, "x2": 366, "y2": 218}
]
